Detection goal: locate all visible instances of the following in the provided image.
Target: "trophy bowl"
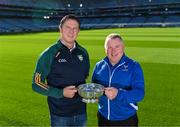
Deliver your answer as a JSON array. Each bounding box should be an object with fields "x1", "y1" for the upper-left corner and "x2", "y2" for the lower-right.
[{"x1": 78, "y1": 83, "x2": 104, "y2": 103}]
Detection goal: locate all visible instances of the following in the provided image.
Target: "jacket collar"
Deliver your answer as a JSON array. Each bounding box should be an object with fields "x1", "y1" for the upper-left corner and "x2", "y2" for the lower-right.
[
  {"x1": 56, "y1": 40, "x2": 79, "y2": 51},
  {"x1": 104, "y1": 53, "x2": 126, "y2": 67}
]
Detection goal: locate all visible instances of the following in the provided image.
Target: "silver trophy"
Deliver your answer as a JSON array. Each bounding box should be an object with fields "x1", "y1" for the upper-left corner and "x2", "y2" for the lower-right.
[{"x1": 78, "y1": 83, "x2": 104, "y2": 103}]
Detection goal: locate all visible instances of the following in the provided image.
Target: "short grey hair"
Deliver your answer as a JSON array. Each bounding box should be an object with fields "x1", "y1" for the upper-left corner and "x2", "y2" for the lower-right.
[{"x1": 104, "y1": 33, "x2": 124, "y2": 49}]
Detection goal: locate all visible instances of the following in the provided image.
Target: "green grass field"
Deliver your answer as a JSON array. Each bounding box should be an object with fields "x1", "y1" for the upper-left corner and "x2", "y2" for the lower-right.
[{"x1": 0, "y1": 28, "x2": 180, "y2": 126}]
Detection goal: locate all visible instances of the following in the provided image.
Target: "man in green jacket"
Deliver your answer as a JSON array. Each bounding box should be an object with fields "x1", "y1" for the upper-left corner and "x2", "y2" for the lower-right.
[{"x1": 32, "y1": 14, "x2": 90, "y2": 127}]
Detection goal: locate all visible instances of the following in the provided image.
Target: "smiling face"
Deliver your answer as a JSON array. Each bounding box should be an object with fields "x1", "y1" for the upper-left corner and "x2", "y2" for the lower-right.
[
  {"x1": 59, "y1": 19, "x2": 80, "y2": 48},
  {"x1": 105, "y1": 37, "x2": 124, "y2": 65}
]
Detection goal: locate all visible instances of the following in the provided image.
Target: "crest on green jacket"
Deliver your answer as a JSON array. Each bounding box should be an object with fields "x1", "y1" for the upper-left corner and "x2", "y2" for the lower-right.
[{"x1": 78, "y1": 55, "x2": 83, "y2": 61}]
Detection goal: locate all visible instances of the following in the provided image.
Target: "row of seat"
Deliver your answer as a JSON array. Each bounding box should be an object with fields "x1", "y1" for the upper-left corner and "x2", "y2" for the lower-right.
[
  {"x1": 0, "y1": 0, "x2": 180, "y2": 9},
  {"x1": 0, "y1": 14, "x2": 180, "y2": 33}
]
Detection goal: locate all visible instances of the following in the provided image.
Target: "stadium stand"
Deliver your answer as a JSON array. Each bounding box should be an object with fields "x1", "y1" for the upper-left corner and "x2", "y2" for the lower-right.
[{"x1": 0, "y1": 0, "x2": 180, "y2": 33}]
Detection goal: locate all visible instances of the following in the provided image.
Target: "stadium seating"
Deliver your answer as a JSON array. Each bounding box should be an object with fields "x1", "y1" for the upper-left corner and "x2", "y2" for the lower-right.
[{"x1": 0, "y1": 0, "x2": 180, "y2": 33}]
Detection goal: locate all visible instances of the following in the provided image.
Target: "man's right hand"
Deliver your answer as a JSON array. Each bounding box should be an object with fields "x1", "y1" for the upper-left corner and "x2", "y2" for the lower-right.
[{"x1": 63, "y1": 85, "x2": 77, "y2": 98}]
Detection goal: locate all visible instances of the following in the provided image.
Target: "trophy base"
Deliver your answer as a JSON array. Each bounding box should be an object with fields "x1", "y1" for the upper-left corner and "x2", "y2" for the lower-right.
[{"x1": 82, "y1": 98, "x2": 98, "y2": 103}]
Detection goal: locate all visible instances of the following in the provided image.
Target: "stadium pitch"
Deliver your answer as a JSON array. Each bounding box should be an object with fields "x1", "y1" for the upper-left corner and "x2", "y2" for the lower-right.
[{"x1": 0, "y1": 27, "x2": 180, "y2": 126}]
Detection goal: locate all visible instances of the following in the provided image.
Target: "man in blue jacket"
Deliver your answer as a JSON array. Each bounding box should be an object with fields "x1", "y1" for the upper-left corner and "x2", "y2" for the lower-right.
[{"x1": 92, "y1": 33, "x2": 145, "y2": 126}]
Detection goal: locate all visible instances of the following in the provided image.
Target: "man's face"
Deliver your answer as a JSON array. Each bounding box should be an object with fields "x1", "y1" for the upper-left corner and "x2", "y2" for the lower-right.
[
  {"x1": 106, "y1": 38, "x2": 124, "y2": 65},
  {"x1": 60, "y1": 19, "x2": 79, "y2": 44}
]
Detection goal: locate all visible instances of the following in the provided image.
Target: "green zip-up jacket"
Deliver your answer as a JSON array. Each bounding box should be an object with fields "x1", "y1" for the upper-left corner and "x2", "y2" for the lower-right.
[{"x1": 32, "y1": 40, "x2": 90, "y2": 99}]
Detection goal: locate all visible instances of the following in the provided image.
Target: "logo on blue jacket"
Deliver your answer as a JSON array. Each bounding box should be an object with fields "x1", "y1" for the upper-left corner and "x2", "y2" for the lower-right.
[{"x1": 122, "y1": 64, "x2": 128, "y2": 71}]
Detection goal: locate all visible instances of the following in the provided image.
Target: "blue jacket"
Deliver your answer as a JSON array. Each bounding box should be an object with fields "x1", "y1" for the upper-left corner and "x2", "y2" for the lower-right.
[{"x1": 92, "y1": 54, "x2": 145, "y2": 121}]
